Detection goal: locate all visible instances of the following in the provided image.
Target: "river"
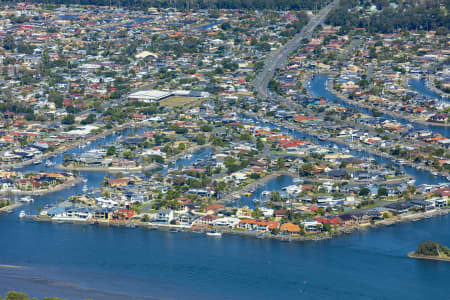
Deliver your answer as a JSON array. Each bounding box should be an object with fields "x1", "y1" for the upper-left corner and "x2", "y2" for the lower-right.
[{"x1": 0, "y1": 211, "x2": 448, "y2": 299}]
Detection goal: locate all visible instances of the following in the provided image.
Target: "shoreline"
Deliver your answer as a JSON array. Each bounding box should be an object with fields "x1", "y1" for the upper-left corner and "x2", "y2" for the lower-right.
[
  {"x1": 0, "y1": 121, "x2": 144, "y2": 170},
  {"x1": 326, "y1": 76, "x2": 450, "y2": 127},
  {"x1": 0, "y1": 177, "x2": 82, "y2": 196},
  {"x1": 245, "y1": 111, "x2": 449, "y2": 178},
  {"x1": 407, "y1": 252, "x2": 450, "y2": 262},
  {"x1": 0, "y1": 202, "x2": 23, "y2": 214},
  {"x1": 58, "y1": 143, "x2": 212, "y2": 173},
  {"x1": 30, "y1": 208, "x2": 449, "y2": 243},
  {"x1": 57, "y1": 163, "x2": 160, "y2": 173}
]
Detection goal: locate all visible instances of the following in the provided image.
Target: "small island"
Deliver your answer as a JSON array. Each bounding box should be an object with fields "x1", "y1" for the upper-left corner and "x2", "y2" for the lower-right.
[{"x1": 408, "y1": 241, "x2": 450, "y2": 262}]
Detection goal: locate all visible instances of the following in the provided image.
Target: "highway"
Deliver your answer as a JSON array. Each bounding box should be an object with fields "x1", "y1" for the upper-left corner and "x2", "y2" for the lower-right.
[{"x1": 253, "y1": 0, "x2": 341, "y2": 100}]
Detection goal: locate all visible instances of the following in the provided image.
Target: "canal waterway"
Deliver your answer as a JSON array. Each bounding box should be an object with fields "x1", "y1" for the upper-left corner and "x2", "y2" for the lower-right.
[
  {"x1": 308, "y1": 74, "x2": 450, "y2": 138},
  {"x1": 241, "y1": 113, "x2": 447, "y2": 186},
  {"x1": 409, "y1": 78, "x2": 449, "y2": 103},
  {"x1": 0, "y1": 98, "x2": 448, "y2": 298}
]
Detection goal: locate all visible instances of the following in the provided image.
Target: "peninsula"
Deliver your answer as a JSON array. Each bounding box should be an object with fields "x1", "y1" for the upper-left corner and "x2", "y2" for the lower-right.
[{"x1": 408, "y1": 241, "x2": 450, "y2": 262}]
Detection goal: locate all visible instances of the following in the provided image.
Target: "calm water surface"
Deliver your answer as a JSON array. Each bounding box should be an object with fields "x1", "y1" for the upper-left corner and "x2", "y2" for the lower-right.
[{"x1": 0, "y1": 213, "x2": 448, "y2": 300}]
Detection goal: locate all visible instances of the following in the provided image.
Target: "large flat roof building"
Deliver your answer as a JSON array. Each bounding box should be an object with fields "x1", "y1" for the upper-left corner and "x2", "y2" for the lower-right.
[{"x1": 128, "y1": 90, "x2": 173, "y2": 102}]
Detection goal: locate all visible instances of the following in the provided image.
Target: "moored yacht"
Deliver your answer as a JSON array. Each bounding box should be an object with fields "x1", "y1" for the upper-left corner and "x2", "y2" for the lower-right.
[
  {"x1": 206, "y1": 231, "x2": 222, "y2": 237},
  {"x1": 19, "y1": 196, "x2": 34, "y2": 203}
]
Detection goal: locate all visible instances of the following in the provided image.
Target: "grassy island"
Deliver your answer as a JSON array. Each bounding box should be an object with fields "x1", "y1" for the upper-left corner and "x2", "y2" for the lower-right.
[{"x1": 408, "y1": 241, "x2": 450, "y2": 262}]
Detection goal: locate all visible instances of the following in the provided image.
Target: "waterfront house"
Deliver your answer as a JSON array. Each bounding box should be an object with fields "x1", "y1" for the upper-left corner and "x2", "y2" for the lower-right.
[
  {"x1": 114, "y1": 209, "x2": 136, "y2": 221},
  {"x1": 155, "y1": 209, "x2": 174, "y2": 224},
  {"x1": 196, "y1": 215, "x2": 217, "y2": 226},
  {"x1": 301, "y1": 219, "x2": 322, "y2": 231},
  {"x1": 237, "y1": 219, "x2": 279, "y2": 232},
  {"x1": 236, "y1": 206, "x2": 253, "y2": 218},
  {"x1": 280, "y1": 222, "x2": 301, "y2": 235},
  {"x1": 214, "y1": 217, "x2": 240, "y2": 228},
  {"x1": 94, "y1": 208, "x2": 113, "y2": 221},
  {"x1": 385, "y1": 202, "x2": 415, "y2": 214},
  {"x1": 177, "y1": 212, "x2": 198, "y2": 226}
]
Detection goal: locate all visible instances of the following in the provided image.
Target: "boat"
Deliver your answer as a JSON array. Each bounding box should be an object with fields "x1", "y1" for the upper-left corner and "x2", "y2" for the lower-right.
[
  {"x1": 19, "y1": 211, "x2": 26, "y2": 218},
  {"x1": 395, "y1": 159, "x2": 406, "y2": 165},
  {"x1": 19, "y1": 196, "x2": 34, "y2": 203},
  {"x1": 45, "y1": 160, "x2": 55, "y2": 167},
  {"x1": 125, "y1": 222, "x2": 137, "y2": 228},
  {"x1": 293, "y1": 178, "x2": 303, "y2": 183},
  {"x1": 33, "y1": 159, "x2": 42, "y2": 165},
  {"x1": 242, "y1": 192, "x2": 252, "y2": 197},
  {"x1": 169, "y1": 228, "x2": 180, "y2": 233},
  {"x1": 81, "y1": 178, "x2": 88, "y2": 183},
  {"x1": 184, "y1": 153, "x2": 193, "y2": 159},
  {"x1": 206, "y1": 231, "x2": 222, "y2": 237},
  {"x1": 82, "y1": 185, "x2": 88, "y2": 193},
  {"x1": 280, "y1": 237, "x2": 292, "y2": 242},
  {"x1": 318, "y1": 136, "x2": 326, "y2": 141}
]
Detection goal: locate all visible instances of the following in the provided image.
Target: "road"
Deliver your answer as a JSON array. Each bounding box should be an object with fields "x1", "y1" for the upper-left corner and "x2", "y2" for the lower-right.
[{"x1": 253, "y1": 0, "x2": 341, "y2": 99}]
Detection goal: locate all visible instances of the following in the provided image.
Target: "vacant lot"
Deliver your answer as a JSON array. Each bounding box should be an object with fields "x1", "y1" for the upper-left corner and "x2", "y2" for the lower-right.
[{"x1": 159, "y1": 96, "x2": 203, "y2": 107}]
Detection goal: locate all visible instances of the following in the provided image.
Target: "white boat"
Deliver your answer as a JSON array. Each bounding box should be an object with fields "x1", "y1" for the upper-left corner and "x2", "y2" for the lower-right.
[
  {"x1": 19, "y1": 211, "x2": 26, "y2": 218},
  {"x1": 33, "y1": 159, "x2": 42, "y2": 165},
  {"x1": 407, "y1": 179, "x2": 416, "y2": 185},
  {"x1": 81, "y1": 178, "x2": 88, "y2": 183},
  {"x1": 395, "y1": 159, "x2": 406, "y2": 165},
  {"x1": 293, "y1": 178, "x2": 303, "y2": 183},
  {"x1": 206, "y1": 231, "x2": 222, "y2": 237},
  {"x1": 82, "y1": 185, "x2": 88, "y2": 193},
  {"x1": 184, "y1": 153, "x2": 193, "y2": 159},
  {"x1": 45, "y1": 160, "x2": 55, "y2": 167},
  {"x1": 19, "y1": 196, "x2": 34, "y2": 203}
]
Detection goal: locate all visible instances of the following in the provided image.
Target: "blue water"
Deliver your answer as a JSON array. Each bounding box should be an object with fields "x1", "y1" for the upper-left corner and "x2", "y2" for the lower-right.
[
  {"x1": 409, "y1": 78, "x2": 449, "y2": 103},
  {"x1": 0, "y1": 212, "x2": 448, "y2": 299},
  {"x1": 309, "y1": 74, "x2": 450, "y2": 138},
  {"x1": 236, "y1": 174, "x2": 294, "y2": 208}
]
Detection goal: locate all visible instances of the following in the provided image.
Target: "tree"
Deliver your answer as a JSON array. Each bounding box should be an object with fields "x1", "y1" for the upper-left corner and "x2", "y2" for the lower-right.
[
  {"x1": 62, "y1": 114, "x2": 75, "y2": 125},
  {"x1": 276, "y1": 157, "x2": 285, "y2": 169},
  {"x1": 48, "y1": 92, "x2": 64, "y2": 108},
  {"x1": 256, "y1": 138, "x2": 264, "y2": 152},
  {"x1": 80, "y1": 113, "x2": 96, "y2": 125},
  {"x1": 107, "y1": 146, "x2": 116, "y2": 156},
  {"x1": 359, "y1": 187, "x2": 370, "y2": 196},
  {"x1": 300, "y1": 163, "x2": 313, "y2": 176},
  {"x1": 4, "y1": 291, "x2": 29, "y2": 300},
  {"x1": 377, "y1": 187, "x2": 388, "y2": 198},
  {"x1": 415, "y1": 241, "x2": 442, "y2": 256},
  {"x1": 3, "y1": 35, "x2": 15, "y2": 51}
]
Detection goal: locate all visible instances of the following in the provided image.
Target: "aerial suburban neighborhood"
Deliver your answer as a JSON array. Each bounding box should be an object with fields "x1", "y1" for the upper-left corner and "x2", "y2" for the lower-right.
[{"x1": 0, "y1": 0, "x2": 448, "y2": 299}]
